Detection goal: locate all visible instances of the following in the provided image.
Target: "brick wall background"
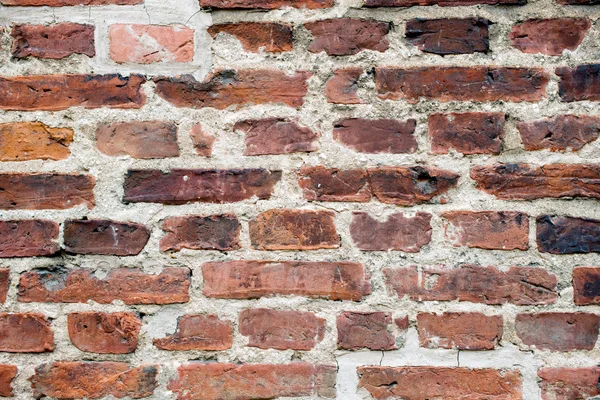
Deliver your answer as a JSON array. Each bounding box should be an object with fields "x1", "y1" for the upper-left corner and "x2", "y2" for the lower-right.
[{"x1": 1, "y1": 0, "x2": 600, "y2": 398}]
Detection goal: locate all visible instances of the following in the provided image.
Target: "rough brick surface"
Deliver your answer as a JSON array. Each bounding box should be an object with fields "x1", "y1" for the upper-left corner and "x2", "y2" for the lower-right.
[
  {"x1": 537, "y1": 215, "x2": 600, "y2": 254},
  {"x1": 0, "y1": 270, "x2": 8, "y2": 304},
  {"x1": 429, "y1": 112, "x2": 505, "y2": 155},
  {"x1": 0, "y1": 220, "x2": 59, "y2": 257},
  {"x1": 557, "y1": 64, "x2": 600, "y2": 102},
  {"x1": 516, "y1": 313, "x2": 600, "y2": 351},
  {"x1": 406, "y1": 18, "x2": 489, "y2": 55},
  {"x1": 159, "y1": 214, "x2": 240, "y2": 251},
  {"x1": 63, "y1": 219, "x2": 150, "y2": 255},
  {"x1": 0, "y1": 365, "x2": 16, "y2": 397},
  {"x1": 96, "y1": 121, "x2": 179, "y2": 159},
  {"x1": 517, "y1": 115, "x2": 600, "y2": 151},
  {"x1": 305, "y1": 18, "x2": 390, "y2": 56},
  {"x1": 153, "y1": 314, "x2": 233, "y2": 351},
  {"x1": 538, "y1": 367, "x2": 600, "y2": 400},
  {"x1": 333, "y1": 118, "x2": 417, "y2": 154},
  {"x1": 189, "y1": 125, "x2": 215, "y2": 156},
  {"x1": 11, "y1": 23, "x2": 95, "y2": 59},
  {"x1": 234, "y1": 118, "x2": 319, "y2": 155},
  {"x1": 350, "y1": 212, "x2": 432, "y2": 251},
  {"x1": 325, "y1": 68, "x2": 363, "y2": 104},
  {"x1": 208, "y1": 22, "x2": 293, "y2": 53},
  {"x1": 509, "y1": 19, "x2": 591, "y2": 56},
  {"x1": 0, "y1": 122, "x2": 73, "y2": 161},
  {"x1": 0, "y1": 313, "x2": 54, "y2": 353},
  {"x1": 573, "y1": 267, "x2": 600, "y2": 305},
  {"x1": 68, "y1": 312, "x2": 141, "y2": 354},
  {"x1": 337, "y1": 311, "x2": 396, "y2": 350},
  {"x1": 417, "y1": 312, "x2": 503, "y2": 350}
]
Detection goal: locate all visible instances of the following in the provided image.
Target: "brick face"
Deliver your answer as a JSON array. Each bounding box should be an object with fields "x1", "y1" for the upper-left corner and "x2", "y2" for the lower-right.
[
  {"x1": 11, "y1": 23, "x2": 95, "y2": 59},
  {"x1": 0, "y1": 122, "x2": 73, "y2": 161}
]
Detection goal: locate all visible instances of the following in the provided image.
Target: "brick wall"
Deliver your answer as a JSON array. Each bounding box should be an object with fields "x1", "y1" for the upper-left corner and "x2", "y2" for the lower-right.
[{"x1": 0, "y1": 0, "x2": 599, "y2": 398}]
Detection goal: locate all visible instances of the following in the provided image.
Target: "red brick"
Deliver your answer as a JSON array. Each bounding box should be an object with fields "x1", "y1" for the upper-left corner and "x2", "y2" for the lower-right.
[
  {"x1": 63, "y1": 219, "x2": 150, "y2": 256},
  {"x1": 239, "y1": 309, "x2": 325, "y2": 350},
  {"x1": 11, "y1": 23, "x2": 95, "y2": 59},
  {"x1": 442, "y1": 211, "x2": 529, "y2": 250},
  {"x1": 510, "y1": 19, "x2": 591, "y2": 56},
  {"x1": 0, "y1": 220, "x2": 59, "y2": 257},
  {"x1": 516, "y1": 312, "x2": 600, "y2": 351},
  {"x1": 154, "y1": 70, "x2": 311, "y2": 109},
  {"x1": 333, "y1": 118, "x2": 417, "y2": 154},
  {"x1": 305, "y1": 18, "x2": 390, "y2": 56},
  {"x1": 0, "y1": 365, "x2": 16, "y2": 397},
  {"x1": 249, "y1": 209, "x2": 339, "y2": 250},
  {"x1": 350, "y1": 212, "x2": 432, "y2": 251},
  {"x1": 234, "y1": 118, "x2": 319, "y2": 155},
  {"x1": 573, "y1": 267, "x2": 600, "y2": 305},
  {"x1": 385, "y1": 265, "x2": 557, "y2": 305},
  {"x1": 96, "y1": 121, "x2": 179, "y2": 159},
  {"x1": 537, "y1": 215, "x2": 600, "y2": 254},
  {"x1": 153, "y1": 314, "x2": 233, "y2": 351},
  {"x1": 406, "y1": 18, "x2": 489, "y2": 55},
  {"x1": 31, "y1": 362, "x2": 158, "y2": 399},
  {"x1": 472, "y1": 163, "x2": 600, "y2": 200},
  {"x1": 123, "y1": 169, "x2": 281, "y2": 204},
  {"x1": 538, "y1": 367, "x2": 600, "y2": 400},
  {"x1": 0, "y1": 74, "x2": 145, "y2": 111},
  {"x1": 0, "y1": 269, "x2": 8, "y2": 303},
  {"x1": 376, "y1": 66, "x2": 549, "y2": 103},
  {"x1": 557, "y1": 64, "x2": 600, "y2": 102},
  {"x1": 199, "y1": 0, "x2": 334, "y2": 8},
  {"x1": 325, "y1": 68, "x2": 363, "y2": 104},
  {"x1": 337, "y1": 311, "x2": 397, "y2": 350},
  {"x1": 518, "y1": 115, "x2": 600, "y2": 151},
  {"x1": 417, "y1": 312, "x2": 502, "y2": 350},
  {"x1": 2, "y1": 0, "x2": 141, "y2": 4},
  {"x1": 298, "y1": 166, "x2": 371, "y2": 202},
  {"x1": 0, "y1": 122, "x2": 73, "y2": 161},
  {"x1": 68, "y1": 312, "x2": 141, "y2": 354},
  {"x1": 189, "y1": 125, "x2": 215, "y2": 156},
  {"x1": 208, "y1": 22, "x2": 292, "y2": 53},
  {"x1": 202, "y1": 260, "x2": 371, "y2": 301},
  {"x1": 159, "y1": 214, "x2": 240, "y2": 252},
  {"x1": 0, "y1": 313, "x2": 53, "y2": 352},
  {"x1": 168, "y1": 363, "x2": 336, "y2": 400},
  {"x1": 366, "y1": 0, "x2": 523, "y2": 5},
  {"x1": 18, "y1": 267, "x2": 190, "y2": 304},
  {"x1": 358, "y1": 366, "x2": 522, "y2": 399},
  {"x1": 429, "y1": 112, "x2": 505, "y2": 155}
]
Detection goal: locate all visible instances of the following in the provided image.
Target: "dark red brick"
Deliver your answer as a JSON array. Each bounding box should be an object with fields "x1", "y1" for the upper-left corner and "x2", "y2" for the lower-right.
[
  {"x1": 517, "y1": 115, "x2": 600, "y2": 151},
  {"x1": 234, "y1": 118, "x2": 319, "y2": 155},
  {"x1": 11, "y1": 23, "x2": 95, "y2": 59},
  {"x1": 429, "y1": 112, "x2": 505, "y2": 155},
  {"x1": 305, "y1": 18, "x2": 390, "y2": 56},
  {"x1": 573, "y1": 267, "x2": 600, "y2": 305},
  {"x1": 537, "y1": 215, "x2": 600, "y2": 254},
  {"x1": 154, "y1": 314, "x2": 233, "y2": 351},
  {"x1": 0, "y1": 365, "x2": 16, "y2": 397},
  {"x1": 516, "y1": 313, "x2": 600, "y2": 351},
  {"x1": 510, "y1": 18, "x2": 591, "y2": 56},
  {"x1": 208, "y1": 22, "x2": 292, "y2": 53},
  {"x1": 298, "y1": 166, "x2": 371, "y2": 202},
  {"x1": 538, "y1": 367, "x2": 600, "y2": 400},
  {"x1": 159, "y1": 214, "x2": 240, "y2": 252},
  {"x1": 333, "y1": 118, "x2": 417, "y2": 154},
  {"x1": 350, "y1": 212, "x2": 432, "y2": 251},
  {"x1": 0, "y1": 313, "x2": 53, "y2": 353},
  {"x1": 557, "y1": 64, "x2": 600, "y2": 102},
  {"x1": 63, "y1": 219, "x2": 150, "y2": 256},
  {"x1": 417, "y1": 312, "x2": 502, "y2": 350},
  {"x1": 325, "y1": 68, "x2": 363, "y2": 104},
  {"x1": 68, "y1": 312, "x2": 141, "y2": 354},
  {"x1": 0, "y1": 220, "x2": 59, "y2": 257},
  {"x1": 96, "y1": 121, "x2": 179, "y2": 159},
  {"x1": 337, "y1": 311, "x2": 397, "y2": 350},
  {"x1": 199, "y1": 0, "x2": 334, "y2": 8},
  {"x1": 406, "y1": 18, "x2": 489, "y2": 55}
]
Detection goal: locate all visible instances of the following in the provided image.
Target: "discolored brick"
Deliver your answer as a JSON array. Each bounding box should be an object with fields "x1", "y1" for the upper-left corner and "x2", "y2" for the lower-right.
[
  {"x1": 0, "y1": 220, "x2": 59, "y2": 257},
  {"x1": 63, "y1": 219, "x2": 150, "y2": 256},
  {"x1": 305, "y1": 18, "x2": 390, "y2": 56},
  {"x1": 208, "y1": 22, "x2": 293, "y2": 53},
  {"x1": 516, "y1": 313, "x2": 600, "y2": 351},
  {"x1": 429, "y1": 112, "x2": 505, "y2": 155},
  {"x1": 0, "y1": 365, "x2": 16, "y2": 397},
  {"x1": 406, "y1": 18, "x2": 489, "y2": 55},
  {"x1": 234, "y1": 118, "x2": 319, "y2": 155},
  {"x1": 417, "y1": 312, "x2": 503, "y2": 350},
  {"x1": 298, "y1": 166, "x2": 371, "y2": 202},
  {"x1": 333, "y1": 118, "x2": 417, "y2": 154},
  {"x1": 189, "y1": 125, "x2": 215, "y2": 156},
  {"x1": 573, "y1": 267, "x2": 600, "y2": 305},
  {"x1": 325, "y1": 68, "x2": 363, "y2": 104},
  {"x1": 154, "y1": 314, "x2": 233, "y2": 351},
  {"x1": 337, "y1": 311, "x2": 397, "y2": 350},
  {"x1": 0, "y1": 122, "x2": 73, "y2": 161},
  {"x1": 0, "y1": 270, "x2": 8, "y2": 303},
  {"x1": 557, "y1": 64, "x2": 600, "y2": 102},
  {"x1": 538, "y1": 367, "x2": 600, "y2": 400},
  {"x1": 11, "y1": 23, "x2": 95, "y2": 59},
  {"x1": 68, "y1": 312, "x2": 141, "y2": 354},
  {"x1": 537, "y1": 215, "x2": 600, "y2": 254},
  {"x1": 0, "y1": 313, "x2": 54, "y2": 353},
  {"x1": 517, "y1": 115, "x2": 600, "y2": 151},
  {"x1": 96, "y1": 121, "x2": 179, "y2": 159},
  {"x1": 159, "y1": 214, "x2": 240, "y2": 252},
  {"x1": 350, "y1": 212, "x2": 432, "y2": 251},
  {"x1": 510, "y1": 18, "x2": 591, "y2": 56}
]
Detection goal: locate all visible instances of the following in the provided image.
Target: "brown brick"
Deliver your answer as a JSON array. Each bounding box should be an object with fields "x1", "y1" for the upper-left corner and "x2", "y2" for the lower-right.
[
  {"x1": 358, "y1": 367, "x2": 522, "y2": 399},
  {"x1": 208, "y1": 22, "x2": 293, "y2": 53},
  {"x1": 417, "y1": 312, "x2": 503, "y2": 350},
  {"x1": 350, "y1": 212, "x2": 432, "y2": 251},
  {"x1": 573, "y1": 267, "x2": 600, "y2": 305},
  {"x1": 366, "y1": 0, "x2": 523, "y2": 5},
  {"x1": 0, "y1": 220, "x2": 59, "y2": 257},
  {"x1": 0, "y1": 313, "x2": 53, "y2": 353},
  {"x1": 68, "y1": 312, "x2": 141, "y2": 354},
  {"x1": 240, "y1": 309, "x2": 325, "y2": 350},
  {"x1": 517, "y1": 115, "x2": 600, "y2": 152},
  {"x1": 249, "y1": 209, "x2": 339, "y2": 250},
  {"x1": 63, "y1": 219, "x2": 150, "y2": 256},
  {"x1": 123, "y1": 169, "x2": 281, "y2": 204},
  {"x1": 2, "y1": 0, "x2": 141, "y2": 4},
  {"x1": 305, "y1": 18, "x2": 390, "y2": 56},
  {"x1": 18, "y1": 267, "x2": 190, "y2": 304},
  {"x1": 406, "y1": 18, "x2": 489, "y2": 55},
  {"x1": 199, "y1": 0, "x2": 334, "y2": 8},
  {"x1": 557, "y1": 64, "x2": 600, "y2": 102},
  {"x1": 234, "y1": 118, "x2": 319, "y2": 155},
  {"x1": 202, "y1": 260, "x2": 371, "y2": 301},
  {"x1": 442, "y1": 211, "x2": 529, "y2": 250},
  {"x1": 159, "y1": 214, "x2": 240, "y2": 252},
  {"x1": 510, "y1": 19, "x2": 591, "y2": 56},
  {"x1": 333, "y1": 118, "x2": 417, "y2": 154},
  {"x1": 0, "y1": 365, "x2": 16, "y2": 397},
  {"x1": 96, "y1": 121, "x2": 179, "y2": 159},
  {"x1": 516, "y1": 313, "x2": 600, "y2": 351},
  {"x1": 0, "y1": 122, "x2": 73, "y2": 161},
  {"x1": 0, "y1": 74, "x2": 145, "y2": 111},
  {"x1": 376, "y1": 66, "x2": 549, "y2": 103},
  {"x1": 0, "y1": 270, "x2": 8, "y2": 303},
  {"x1": 537, "y1": 215, "x2": 600, "y2": 254},
  {"x1": 429, "y1": 112, "x2": 505, "y2": 155},
  {"x1": 11, "y1": 23, "x2": 94, "y2": 59},
  {"x1": 298, "y1": 166, "x2": 371, "y2": 202},
  {"x1": 190, "y1": 125, "x2": 215, "y2": 156},
  {"x1": 31, "y1": 362, "x2": 158, "y2": 399},
  {"x1": 325, "y1": 68, "x2": 363, "y2": 104},
  {"x1": 538, "y1": 367, "x2": 600, "y2": 400},
  {"x1": 385, "y1": 265, "x2": 557, "y2": 305},
  {"x1": 154, "y1": 70, "x2": 311, "y2": 109},
  {"x1": 337, "y1": 311, "x2": 397, "y2": 350},
  {"x1": 153, "y1": 314, "x2": 233, "y2": 351},
  {"x1": 168, "y1": 363, "x2": 336, "y2": 400}
]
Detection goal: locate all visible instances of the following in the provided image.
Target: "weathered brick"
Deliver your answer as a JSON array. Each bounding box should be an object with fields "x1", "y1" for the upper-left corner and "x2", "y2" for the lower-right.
[
  {"x1": 63, "y1": 219, "x2": 150, "y2": 256},
  {"x1": 0, "y1": 220, "x2": 59, "y2": 257},
  {"x1": 516, "y1": 313, "x2": 600, "y2": 351},
  {"x1": 366, "y1": 0, "x2": 523, "y2": 5},
  {"x1": 123, "y1": 169, "x2": 281, "y2": 204},
  {"x1": 472, "y1": 163, "x2": 600, "y2": 200},
  {"x1": 385, "y1": 265, "x2": 557, "y2": 305},
  {"x1": 159, "y1": 214, "x2": 240, "y2": 252},
  {"x1": 442, "y1": 211, "x2": 529, "y2": 250},
  {"x1": 153, "y1": 314, "x2": 233, "y2": 351},
  {"x1": 68, "y1": 312, "x2": 141, "y2": 354},
  {"x1": 518, "y1": 115, "x2": 600, "y2": 151},
  {"x1": 358, "y1": 367, "x2": 522, "y2": 399},
  {"x1": 298, "y1": 166, "x2": 371, "y2": 202},
  {"x1": 337, "y1": 311, "x2": 397, "y2": 350},
  {"x1": 0, "y1": 122, "x2": 73, "y2": 161},
  {"x1": 376, "y1": 66, "x2": 549, "y2": 103},
  {"x1": 208, "y1": 22, "x2": 293, "y2": 53},
  {"x1": 168, "y1": 363, "x2": 336, "y2": 400},
  {"x1": 202, "y1": 260, "x2": 371, "y2": 301},
  {"x1": 538, "y1": 367, "x2": 600, "y2": 400},
  {"x1": 510, "y1": 18, "x2": 591, "y2": 56},
  {"x1": 0, "y1": 270, "x2": 8, "y2": 303},
  {"x1": 18, "y1": 267, "x2": 191, "y2": 304},
  {"x1": 154, "y1": 70, "x2": 311, "y2": 109},
  {"x1": 325, "y1": 68, "x2": 363, "y2": 104},
  {"x1": 96, "y1": 121, "x2": 179, "y2": 159},
  {"x1": 537, "y1": 215, "x2": 600, "y2": 254},
  {"x1": 11, "y1": 23, "x2": 94, "y2": 59},
  {"x1": 350, "y1": 212, "x2": 432, "y2": 251},
  {"x1": 249, "y1": 209, "x2": 339, "y2": 250},
  {"x1": 573, "y1": 267, "x2": 600, "y2": 305},
  {"x1": 557, "y1": 0, "x2": 600, "y2": 3},
  {"x1": 0, "y1": 74, "x2": 145, "y2": 111},
  {"x1": 333, "y1": 118, "x2": 417, "y2": 153},
  {"x1": 2, "y1": 0, "x2": 141, "y2": 4},
  {"x1": 0, "y1": 313, "x2": 53, "y2": 353},
  {"x1": 417, "y1": 312, "x2": 502, "y2": 350},
  {"x1": 0, "y1": 365, "x2": 16, "y2": 397},
  {"x1": 429, "y1": 112, "x2": 505, "y2": 155},
  {"x1": 239, "y1": 309, "x2": 325, "y2": 350},
  {"x1": 406, "y1": 18, "x2": 489, "y2": 55},
  {"x1": 199, "y1": 0, "x2": 334, "y2": 8},
  {"x1": 189, "y1": 125, "x2": 215, "y2": 156},
  {"x1": 234, "y1": 118, "x2": 319, "y2": 155},
  {"x1": 557, "y1": 64, "x2": 600, "y2": 102},
  {"x1": 31, "y1": 362, "x2": 158, "y2": 399},
  {"x1": 305, "y1": 18, "x2": 390, "y2": 56}
]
